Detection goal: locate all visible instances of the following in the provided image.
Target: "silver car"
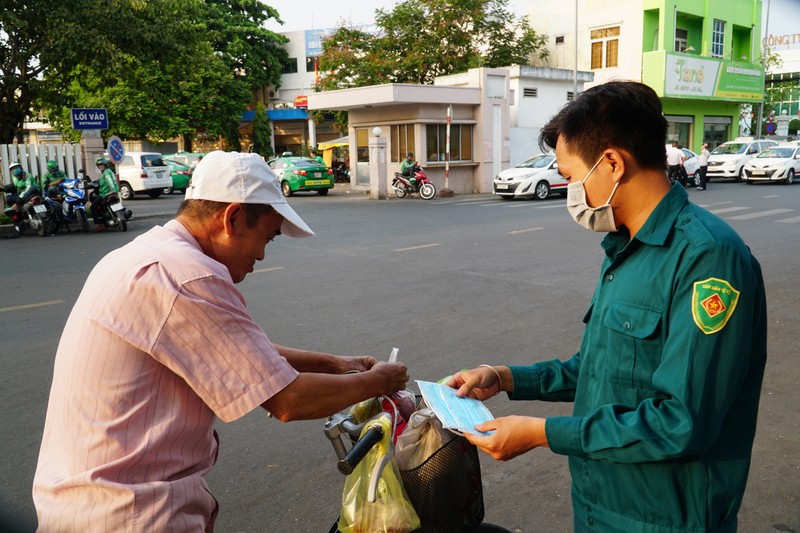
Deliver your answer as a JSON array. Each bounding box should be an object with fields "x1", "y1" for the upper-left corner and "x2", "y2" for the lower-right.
[{"x1": 492, "y1": 154, "x2": 567, "y2": 200}]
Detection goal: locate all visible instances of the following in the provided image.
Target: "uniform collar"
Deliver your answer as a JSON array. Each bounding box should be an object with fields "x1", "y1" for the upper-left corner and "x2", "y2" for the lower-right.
[{"x1": 601, "y1": 182, "x2": 688, "y2": 255}]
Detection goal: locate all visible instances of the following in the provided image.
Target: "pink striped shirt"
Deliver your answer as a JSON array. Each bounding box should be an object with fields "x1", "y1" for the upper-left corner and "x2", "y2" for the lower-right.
[{"x1": 33, "y1": 219, "x2": 299, "y2": 532}]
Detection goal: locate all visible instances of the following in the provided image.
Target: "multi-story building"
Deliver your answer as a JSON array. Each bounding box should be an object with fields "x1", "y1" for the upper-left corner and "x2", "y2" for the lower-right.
[
  {"x1": 530, "y1": 0, "x2": 765, "y2": 151},
  {"x1": 762, "y1": 0, "x2": 800, "y2": 131}
]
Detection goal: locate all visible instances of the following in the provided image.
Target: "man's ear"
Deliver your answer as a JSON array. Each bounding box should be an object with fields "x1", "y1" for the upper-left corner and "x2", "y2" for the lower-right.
[
  {"x1": 222, "y1": 203, "x2": 245, "y2": 236},
  {"x1": 603, "y1": 148, "x2": 629, "y2": 184}
]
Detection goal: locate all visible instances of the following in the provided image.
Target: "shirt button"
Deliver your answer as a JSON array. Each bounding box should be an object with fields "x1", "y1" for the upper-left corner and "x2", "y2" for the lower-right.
[
  {"x1": 623, "y1": 321, "x2": 632, "y2": 330},
  {"x1": 587, "y1": 517, "x2": 594, "y2": 526},
  {"x1": 605, "y1": 273, "x2": 614, "y2": 282}
]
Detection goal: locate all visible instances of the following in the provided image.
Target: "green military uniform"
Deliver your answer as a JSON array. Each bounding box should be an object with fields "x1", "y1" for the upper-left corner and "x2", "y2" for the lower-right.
[
  {"x1": 12, "y1": 171, "x2": 38, "y2": 197},
  {"x1": 400, "y1": 159, "x2": 415, "y2": 176},
  {"x1": 508, "y1": 183, "x2": 767, "y2": 532}
]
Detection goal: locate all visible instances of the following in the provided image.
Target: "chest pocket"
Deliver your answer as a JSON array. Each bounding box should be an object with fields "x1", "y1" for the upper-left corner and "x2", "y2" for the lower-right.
[{"x1": 602, "y1": 302, "x2": 663, "y2": 389}]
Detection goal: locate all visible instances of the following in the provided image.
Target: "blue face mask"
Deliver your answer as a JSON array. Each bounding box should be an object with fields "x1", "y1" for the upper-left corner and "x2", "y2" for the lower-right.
[{"x1": 12, "y1": 167, "x2": 22, "y2": 177}]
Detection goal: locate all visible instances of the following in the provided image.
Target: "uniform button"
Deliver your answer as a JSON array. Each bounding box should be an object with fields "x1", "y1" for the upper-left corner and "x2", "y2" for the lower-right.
[
  {"x1": 623, "y1": 321, "x2": 632, "y2": 330},
  {"x1": 605, "y1": 273, "x2": 614, "y2": 281},
  {"x1": 587, "y1": 517, "x2": 594, "y2": 526}
]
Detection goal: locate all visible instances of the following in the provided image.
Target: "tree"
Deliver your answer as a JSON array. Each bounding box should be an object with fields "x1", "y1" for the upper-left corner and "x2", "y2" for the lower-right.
[
  {"x1": 251, "y1": 102, "x2": 274, "y2": 158},
  {"x1": 316, "y1": 0, "x2": 548, "y2": 90},
  {"x1": 1, "y1": 0, "x2": 202, "y2": 144}
]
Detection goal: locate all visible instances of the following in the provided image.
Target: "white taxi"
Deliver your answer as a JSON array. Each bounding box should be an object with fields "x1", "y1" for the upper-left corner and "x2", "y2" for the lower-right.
[
  {"x1": 492, "y1": 153, "x2": 566, "y2": 200},
  {"x1": 742, "y1": 145, "x2": 800, "y2": 184}
]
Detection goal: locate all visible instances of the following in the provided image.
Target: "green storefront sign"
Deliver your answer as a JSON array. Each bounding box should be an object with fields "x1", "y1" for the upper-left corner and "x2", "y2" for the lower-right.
[{"x1": 643, "y1": 51, "x2": 764, "y2": 102}]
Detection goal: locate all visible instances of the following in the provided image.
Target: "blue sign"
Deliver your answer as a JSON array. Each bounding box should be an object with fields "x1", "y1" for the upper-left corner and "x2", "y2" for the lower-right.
[
  {"x1": 107, "y1": 136, "x2": 125, "y2": 163},
  {"x1": 71, "y1": 108, "x2": 108, "y2": 130}
]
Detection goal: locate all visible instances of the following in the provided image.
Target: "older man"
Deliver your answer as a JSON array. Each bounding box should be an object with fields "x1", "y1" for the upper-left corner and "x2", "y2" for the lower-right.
[{"x1": 33, "y1": 151, "x2": 408, "y2": 532}]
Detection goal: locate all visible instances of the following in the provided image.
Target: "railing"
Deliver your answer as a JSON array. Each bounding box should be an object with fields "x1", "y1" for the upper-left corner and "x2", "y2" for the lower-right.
[{"x1": 1, "y1": 143, "x2": 84, "y2": 185}]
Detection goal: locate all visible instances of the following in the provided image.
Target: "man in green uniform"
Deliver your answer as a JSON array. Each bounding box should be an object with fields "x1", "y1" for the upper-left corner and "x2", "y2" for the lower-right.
[
  {"x1": 447, "y1": 81, "x2": 767, "y2": 533},
  {"x1": 400, "y1": 152, "x2": 418, "y2": 186},
  {"x1": 41, "y1": 160, "x2": 67, "y2": 198},
  {"x1": 4, "y1": 161, "x2": 40, "y2": 212}
]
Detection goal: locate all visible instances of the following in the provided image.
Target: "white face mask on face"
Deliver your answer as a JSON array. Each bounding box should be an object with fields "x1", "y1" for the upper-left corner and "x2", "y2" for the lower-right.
[{"x1": 566, "y1": 155, "x2": 620, "y2": 233}]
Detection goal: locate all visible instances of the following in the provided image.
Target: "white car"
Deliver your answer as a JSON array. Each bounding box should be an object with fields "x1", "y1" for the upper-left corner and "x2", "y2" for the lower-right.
[
  {"x1": 706, "y1": 139, "x2": 777, "y2": 181},
  {"x1": 492, "y1": 153, "x2": 567, "y2": 200},
  {"x1": 115, "y1": 152, "x2": 173, "y2": 200},
  {"x1": 665, "y1": 145, "x2": 700, "y2": 183},
  {"x1": 742, "y1": 145, "x2": 800, "y2": 184}
]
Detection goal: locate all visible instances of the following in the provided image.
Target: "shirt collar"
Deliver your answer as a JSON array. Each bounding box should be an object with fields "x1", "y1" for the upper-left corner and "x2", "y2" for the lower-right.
[{"x1": 601, "y1": 182, "x2": 688, "y2": 254}]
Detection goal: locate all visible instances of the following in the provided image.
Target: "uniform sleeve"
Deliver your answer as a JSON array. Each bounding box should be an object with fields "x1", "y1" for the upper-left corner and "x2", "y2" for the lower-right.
[
  {"x1": 508, "y1": 354, "x2": 581, "y2": 402},
  {"x1": 547, "y1": 242, "x2": 765, "y2": 461}
]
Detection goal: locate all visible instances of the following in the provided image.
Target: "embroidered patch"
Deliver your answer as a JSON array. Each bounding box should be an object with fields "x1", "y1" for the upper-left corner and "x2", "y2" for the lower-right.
[{"x1": 691, "y1": 278, "x2": 740, "y2": 335}]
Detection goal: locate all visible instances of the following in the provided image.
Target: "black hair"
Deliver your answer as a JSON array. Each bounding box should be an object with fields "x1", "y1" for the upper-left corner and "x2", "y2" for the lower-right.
[
  {"x1": 178, "y1": 200, "x2": 275, "y2": 228},
  {"x1": 539, "y1": 81, "x2": 668, "y2": 172}
]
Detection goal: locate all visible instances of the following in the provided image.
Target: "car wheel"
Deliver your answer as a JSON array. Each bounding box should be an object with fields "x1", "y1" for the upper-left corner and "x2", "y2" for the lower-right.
[
  {"x1": 281, "y1": 181, "x2": 293, "y2": 197},
  {"x1": 744, "y1": 179, "x2": 752, "y2": 185},
  {"x1": 785, "y1": 169, "x2": 795, "y2": 185},
  {"x1": 119, "y1": 182, "x2": 134, "y2": 201},
  {"x1": 737, "y1": 167, "x2": 745, "y2": 182},
  {"x1": 533, "y1": 180, "x2": 550, "y2": 200},
  {"x1": 162, "y1": 187, "x2": 173, "y2": 195},
  {"x1": 318, "y1": 188, "x2": 329, "y2": 196},
  {"x1": 694, "y1": 174, "x2": 701, "y2": 187}
]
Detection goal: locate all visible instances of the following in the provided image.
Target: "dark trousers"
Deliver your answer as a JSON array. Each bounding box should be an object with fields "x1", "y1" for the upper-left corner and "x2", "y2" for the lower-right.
[{"x1": 698, "y1": 165, "x2": 708, "y2": 189}]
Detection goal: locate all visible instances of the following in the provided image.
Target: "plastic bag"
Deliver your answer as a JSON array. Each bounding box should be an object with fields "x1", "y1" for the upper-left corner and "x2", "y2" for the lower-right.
[
  {"x1": 338, "y1": 416, "x2": 421, "y2": 533},
  {"x1": 394, "y1": 408, "x2": 453, "y2": 471}
]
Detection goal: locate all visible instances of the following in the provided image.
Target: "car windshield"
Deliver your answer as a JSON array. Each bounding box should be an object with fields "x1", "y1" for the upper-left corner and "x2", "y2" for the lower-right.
[
  {"x1": 166, "y1": 160, "x2": 190, "y2": 170},
  {"x1": 758, "y1": 148, "x2": 794, "y2": 159},
  {"x1": 142, "y1": 155, "x2": 166, "y2": 166},
  {"x1": 711, "y1": 143, "x2": 747, "y2": 155},
  {"x1": 517, "y1": 155, "x2": 554, "y2": 169}
]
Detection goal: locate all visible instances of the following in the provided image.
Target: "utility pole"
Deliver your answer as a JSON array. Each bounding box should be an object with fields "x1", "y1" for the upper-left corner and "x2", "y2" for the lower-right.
[{"x1": 755, "y1": 0, "x2": 771, "y2": 139}]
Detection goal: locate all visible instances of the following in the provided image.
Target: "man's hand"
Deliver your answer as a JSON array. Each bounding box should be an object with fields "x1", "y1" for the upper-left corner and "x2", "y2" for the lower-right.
[
  {"x1": 464, "y1": 415, "x2": 548, "y2": 461},
  {"x1": 336, "y1": 355, "x2": 378, "y2": 373},
  {"x1": 369, "y1": 361, "x2": 409, "y2": 395},
  {"x1": 445, "y1": 365, "x2": 510, "y2": 400}
]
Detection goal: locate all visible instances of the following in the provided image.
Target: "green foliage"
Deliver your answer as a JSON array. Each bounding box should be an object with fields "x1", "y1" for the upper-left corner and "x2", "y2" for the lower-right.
[
  {"x1": 789, "y1": 118, "x2": 800, "y2": 135},
  {"x1": 252, "y1": 103, "x2": 274, "y2": 158},
  {"x1": 316, "y1": 0, "x2": 548, "y2": 90},
  {"x1": 2, "y1": 0, "x2": 287, "y2": 146}
]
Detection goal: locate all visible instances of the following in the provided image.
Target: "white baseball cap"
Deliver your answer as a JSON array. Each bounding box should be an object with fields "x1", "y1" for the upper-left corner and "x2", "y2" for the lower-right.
[{"x1": 185, "y1": 151, "x2": 314, "y2": 238}]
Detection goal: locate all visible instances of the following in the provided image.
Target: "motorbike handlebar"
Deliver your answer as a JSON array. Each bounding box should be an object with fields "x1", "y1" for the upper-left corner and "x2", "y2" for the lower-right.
[{"x1": 337, "y1": 423, "x2": 384, "y2": 475}]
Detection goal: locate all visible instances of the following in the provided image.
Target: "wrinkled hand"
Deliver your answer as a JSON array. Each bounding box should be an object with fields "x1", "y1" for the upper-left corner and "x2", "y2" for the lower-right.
[
  {"x1": 446, "y1": 366, "x2": 500, "y2": 401},
  {"x1": 464, "y1": 416, "x2": 548, "y2": 461},
  {"x1": 370, "y1": 361, "x2": 409, "y2": 394},
  {"x1": 338, "y1": 355, "x2": 378, "y2": 373}
]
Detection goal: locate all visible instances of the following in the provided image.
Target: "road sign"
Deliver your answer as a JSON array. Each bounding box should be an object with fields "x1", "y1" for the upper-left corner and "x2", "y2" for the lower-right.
[
  {"x1": 70, "y1": 108, "x2": 108, "y2": 130},
  {"x1": 107, "y1": 136, "x2": 125, "y2": 163}
]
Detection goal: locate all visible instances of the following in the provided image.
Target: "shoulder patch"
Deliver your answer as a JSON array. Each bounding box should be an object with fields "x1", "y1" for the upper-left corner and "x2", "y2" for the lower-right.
[{"x1": 691, "y1": 278, "x2": 740, "y2": 334}]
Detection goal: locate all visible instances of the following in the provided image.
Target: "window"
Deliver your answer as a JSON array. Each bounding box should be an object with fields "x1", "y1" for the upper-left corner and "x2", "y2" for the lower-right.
[
  {"x1": 281, "y1": 58, "x2": 298, "y2": 74},
  {"x1": 390, "y1": 125, "x2": 415, "y2": 162},
  {"x1": 305, "y1": 57, "x2": 318, "y2": 73},
  {"x1": 523, "y1": 88, "x2": 539, "y2": 98},
  {"x1": 555, "y1": 35, "x2": 565, "y2": 45},
  {"x1": 425, "y1": 124, "x2": 473, "y2": 163},
  {"x1": 590, "y1": 27, "x2": 620, "y2": 69},
  {"x1": 712, "y1": 19, "x2": 725, "y2": 58},
  {"x1": 675, "y1": 28, "x2": 688, "y2": 52}
]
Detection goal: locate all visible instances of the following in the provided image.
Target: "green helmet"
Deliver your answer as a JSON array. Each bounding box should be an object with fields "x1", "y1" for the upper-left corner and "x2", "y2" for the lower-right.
[
  {"x1": 47, "y1": 160, "x2": 59, "y2": 172},
  {"x1": 96, "y1": 157, "x2": 110, "y2": 167}
]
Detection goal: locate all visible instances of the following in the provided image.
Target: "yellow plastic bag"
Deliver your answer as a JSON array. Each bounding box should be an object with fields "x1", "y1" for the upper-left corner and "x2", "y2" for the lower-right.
[{"x1": 338, "y1": 416, "x2": 421, "y2": 533}]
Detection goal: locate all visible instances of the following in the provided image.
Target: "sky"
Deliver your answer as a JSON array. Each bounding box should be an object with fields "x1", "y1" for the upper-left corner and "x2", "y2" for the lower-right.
[{"x1": 264, "y1": 0, "x2": 526, "y2": 33}]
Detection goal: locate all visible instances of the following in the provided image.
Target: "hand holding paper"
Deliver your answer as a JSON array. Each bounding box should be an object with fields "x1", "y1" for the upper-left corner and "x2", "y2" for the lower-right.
[{"x1": 416, "y1": 380, "x2": 495, "y2": 435}]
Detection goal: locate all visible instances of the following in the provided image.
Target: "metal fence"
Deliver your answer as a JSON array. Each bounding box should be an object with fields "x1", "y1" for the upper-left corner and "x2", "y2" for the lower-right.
[{"x1": 1, "y1": 143, "x2": 84, "y2": 185}]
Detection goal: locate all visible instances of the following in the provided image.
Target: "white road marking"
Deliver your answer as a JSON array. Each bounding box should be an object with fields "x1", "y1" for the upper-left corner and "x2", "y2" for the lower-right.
[
  {"x1": 252, "y1": 266, "x2": 286, "y2": 274},
  {"x1": 776, "y1": 216, "x2": 800, "y2": 223},
  {"x1": 727, "y1": 208, "x2": 795, "y2": 220},
  {"x1": 394, "y1": 243, "x2": 441, "y2": 252},
  {"x1": 508, "y1": 227, "x2": 544, "y2": 234},
  {"x1": 709, "y1": 206, "x2": 751, "y2": 214},
  {"x1": 0, "y1": 300, "x2": 65, "y2": 313}
]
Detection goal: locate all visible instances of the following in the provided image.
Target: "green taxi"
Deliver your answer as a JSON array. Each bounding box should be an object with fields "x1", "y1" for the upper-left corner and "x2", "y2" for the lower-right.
[{"x1": 266, "y1": 155, "x2": 334, "y2": 196}]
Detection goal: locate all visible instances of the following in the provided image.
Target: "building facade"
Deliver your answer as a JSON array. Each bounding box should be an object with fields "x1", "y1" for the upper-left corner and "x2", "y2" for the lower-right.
[{"x1": 529, "y1": 0, "x2": 765, "y2": 152}]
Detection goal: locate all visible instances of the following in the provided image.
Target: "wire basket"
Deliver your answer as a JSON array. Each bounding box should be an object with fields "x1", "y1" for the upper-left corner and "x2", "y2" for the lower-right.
[{"x1": 399, "y1": 434, "x2": 484, "y2": 532}]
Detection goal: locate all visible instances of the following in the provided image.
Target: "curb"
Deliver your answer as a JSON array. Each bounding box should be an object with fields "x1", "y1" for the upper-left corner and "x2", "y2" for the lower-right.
[{"x1": 0, "y1": 211, "x2": 174, "y2": 237}]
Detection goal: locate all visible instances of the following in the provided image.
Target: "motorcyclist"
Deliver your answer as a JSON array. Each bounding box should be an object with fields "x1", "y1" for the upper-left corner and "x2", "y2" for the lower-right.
[
  {"x1": 42, "y1": 160, "x2": 67, "y2": 198},
  {"x1": 4, "y1": 162, "x2": 41, "y2": 214},
  {"x1": 89, "y1": 157, "x2": 121, "y2": 232},
  {"x1": 400, "y1": 152, "x2": 418, "y2": 187}
]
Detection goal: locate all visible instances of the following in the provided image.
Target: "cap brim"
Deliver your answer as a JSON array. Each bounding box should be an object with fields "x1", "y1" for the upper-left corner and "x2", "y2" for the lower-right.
[{"x1": 273, "y1": 202, "x2": 314, "y2": 238}]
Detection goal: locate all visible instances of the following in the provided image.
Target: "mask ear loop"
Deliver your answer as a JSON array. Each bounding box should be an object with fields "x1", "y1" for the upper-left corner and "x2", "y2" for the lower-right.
[
  {"x1": 581, "y1": 155, "x2": 606, "y2": 184},
  {"x1": 604, "y1": 180, "x2": 621, "y2": 205}
]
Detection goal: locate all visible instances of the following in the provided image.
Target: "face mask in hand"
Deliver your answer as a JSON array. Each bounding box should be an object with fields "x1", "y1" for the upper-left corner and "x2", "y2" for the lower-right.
[{"x1": 566, "y1": 155, "x2": 620, "y2": 232}]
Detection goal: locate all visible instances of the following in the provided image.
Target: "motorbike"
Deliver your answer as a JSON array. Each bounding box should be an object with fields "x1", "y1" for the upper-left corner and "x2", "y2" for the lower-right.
[
  {"x1": 392, "y1": 166, "x2": 436, "y2": 200},
  {"x1": 3, "y1": 186, "x2": 59, "y2": 237},
  {"x1": 45, "y1": 177, "x2": 90, "y2": 233},
  {"x1": 85, "y1": 182, "x2": 129, "y2": 232},
  {"x1": 332, "y1": 162, "x2": 350, "y2": 183}
]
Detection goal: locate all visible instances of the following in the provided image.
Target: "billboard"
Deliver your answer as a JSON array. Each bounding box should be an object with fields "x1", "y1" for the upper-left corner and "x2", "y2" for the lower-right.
[{"x1": 662, "y1": 53, "x2": 764, "y2": 102}]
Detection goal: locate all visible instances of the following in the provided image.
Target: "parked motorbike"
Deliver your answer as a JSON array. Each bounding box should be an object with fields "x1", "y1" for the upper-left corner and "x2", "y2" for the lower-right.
[
  {"x1": 392, "y1": 166, "x2": 436, "y2": 200},
  {"x1": 3, "y1": 186, "x2": 58, "y2": 237},
  {"x1": 86, "y1": 182, "x2": 129, "y2": 232},
  {"x1": 332, "y1": 163, "x2": 350, "y2": 183},
  {"x1": 46, "y1": 177, "x2": 90, "y2": 233}
]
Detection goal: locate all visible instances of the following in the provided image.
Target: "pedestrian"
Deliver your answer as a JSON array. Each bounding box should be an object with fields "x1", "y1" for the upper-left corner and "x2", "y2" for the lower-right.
[
  {"x1": 446, "y1": 81, "x2": 767, "y2": 533},
  {"x1": 677, "y1": 143, "x2": 691, "y2": 187},
  {"x1": 33, "y1": 150, "x2": 409, "y2": 532},
  {"x1": 310, "y1": 150, "x2": 324, "y2": 165},
  {"x1": 697, "y1": 142, "x2": 710, "y2": 190},
  {"x1": 666, "y1": 142, "x2": 683, "y2": 184}
]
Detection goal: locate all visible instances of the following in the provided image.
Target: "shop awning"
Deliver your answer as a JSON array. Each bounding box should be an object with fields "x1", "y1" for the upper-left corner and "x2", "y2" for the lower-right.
[{"x1": 318, "y1": 135, "x2": 349, "y2": 149}]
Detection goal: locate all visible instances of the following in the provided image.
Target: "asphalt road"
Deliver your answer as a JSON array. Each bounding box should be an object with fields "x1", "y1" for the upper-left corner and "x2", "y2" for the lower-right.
[{"x1": 1, "y1": 181, "x2": 798, "y2": 532}]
